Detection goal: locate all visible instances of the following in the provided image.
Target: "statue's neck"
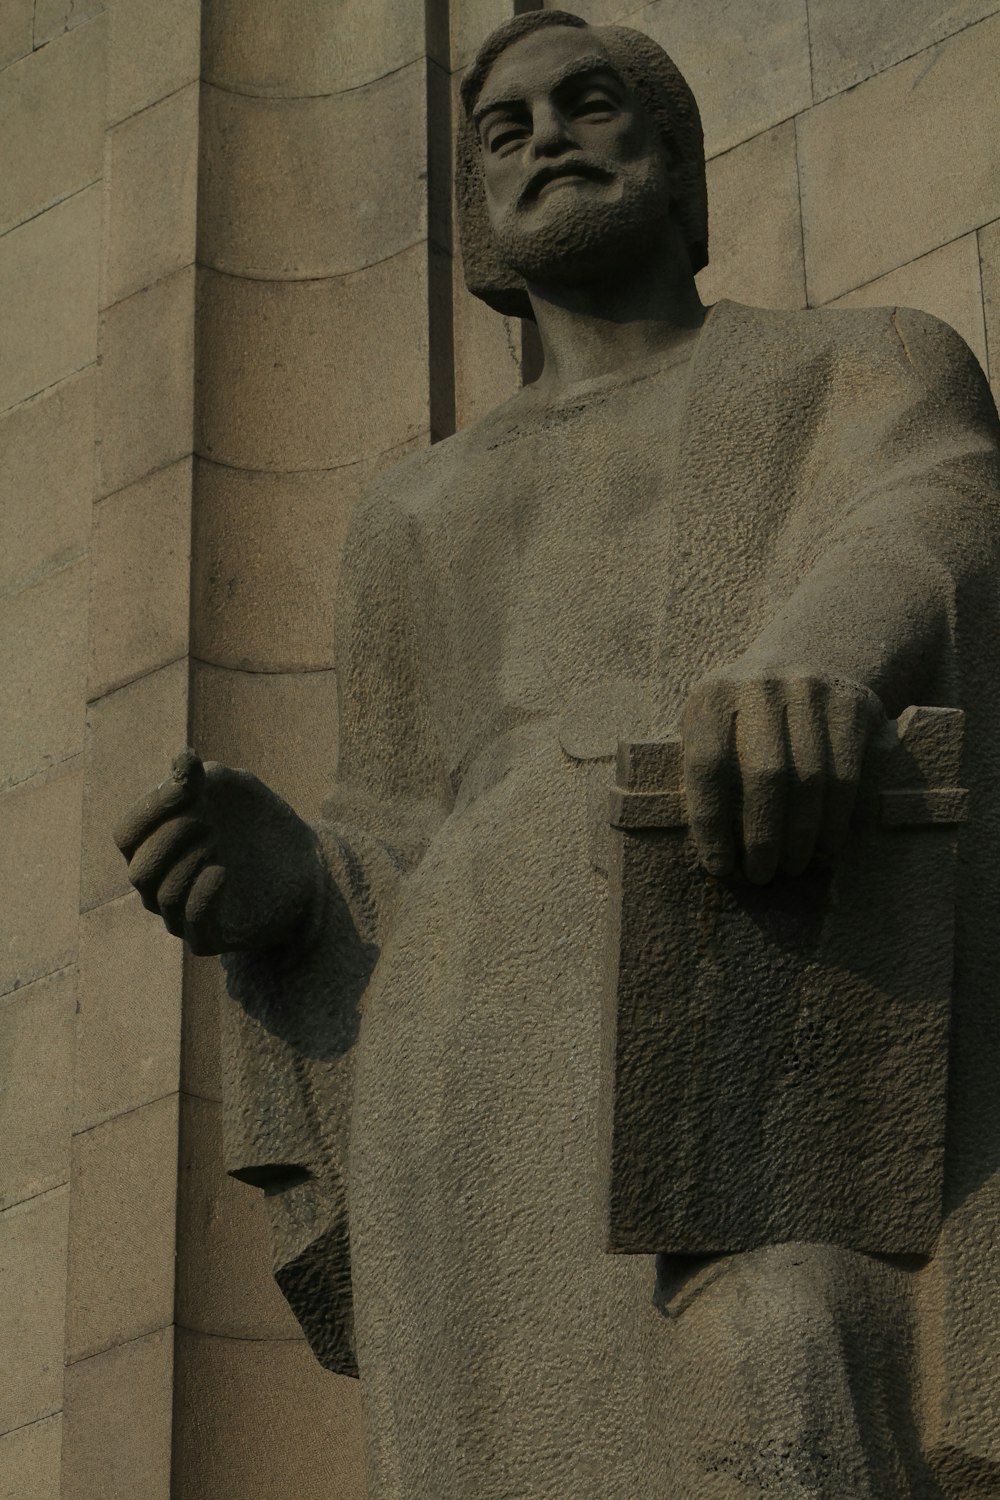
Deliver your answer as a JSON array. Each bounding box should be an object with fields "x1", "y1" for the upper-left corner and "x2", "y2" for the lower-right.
[{"x1": 525, "y1": 239, "x2": 706, "y2": 397}]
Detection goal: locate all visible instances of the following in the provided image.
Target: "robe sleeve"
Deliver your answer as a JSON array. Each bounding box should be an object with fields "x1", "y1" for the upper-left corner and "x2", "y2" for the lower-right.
[
  {"x1": 756, "y1": 306, "x2": 1000, "y2": 716},
  {"x1": 218, "y1": 477, "x2": 451, "y2": 1379}
]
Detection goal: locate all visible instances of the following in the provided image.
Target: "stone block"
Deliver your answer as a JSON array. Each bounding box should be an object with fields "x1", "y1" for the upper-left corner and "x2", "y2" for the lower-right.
[
  {"x1": 0, "y1": 19, "x2": 104, "y2": 235},
  {"x1": 96, "y1": 265, "x2": 195, "y2": 496},
  {"x1": 89, "y1": 458, "x2": 192, "y2": 699},
  {"x1": 452, "y1": 0, "x2": 521, "y2": 70},
  {"x1": 810, "y1": 0, "x2": 999, "y2": 101},
  {"x1": 191, "y1": 661, "x2": 338, "y2": 820},
  {"x1": 177, "y1": 1093, "x2": 303, "y2": 1338},
  {"x1": 199, "y1": 63, "x2": 427, "y2": 281},
  {"x1": 0, "y1": 187, "x2": 100, "y2": 414},
  {"x1": 0, "y1": 0, "x2": 32, "y2": 68},
  {"x1": 106, "y1": 0, "x2": 200, "y2": 126},
  {"x1": 0, "y1": 1187, "x2": 68, "y2": 1434},
  {"x1": 173, "y1": 1328, "x2": 366, "y2": 1500},
  {"x1": 0, "y1": 968, "x2": 74, "y2": 1212},
  {"x1": 980, "y1": 217, "x2": 1000, "y2": 392},
  {"x1": 196, "y1": 249, "x2": 430, "y2": 470},
  {"x1": 34, "y1": 0, "x2": 104, "y2": 46},
  {"x1": 697, "y1": 120, "x2": 805, "y2": 312},
  {"x1": 828, "y1": 234, "x2": 989, "y2": 374},
  {"x1": 103, "y1": 82, "x2": 198, "y2": 306},
  {"x1": 81, "y1": 657, "x2": 189, "y2": 911},
  {"x1": 62, "y1": 1329, "x2": 172, "y2": 1500},
  {"x1": 629, "y1": 0, "x2": 812, "y2": 158},
  {"x1": 0, "y1": 764, "x2": 82, "y2": 997},
  {"x1": 453, "y1": 274, "x2": 525, "y2": 429},
  {"x1": 66, "y1": 1095, "x2": 179, "y2": 1362},
  {"x1": 0, "y1": 370, "x2": 94, "y2": 597},
  {"x1": 191, "y1": 458, "x2": 364, "y2": 672},
  {"x1": 0, "y1": 1414, "x2": 61, "y2": 1500},
  {"x1": 201, "y1": 0, "x2": 424, "y2": 96},
  {"x1": 798, "y1": 14, "x2": 1000, "y2": 305},
  {"x1": 0, "y1": 559, "x2": 87, "y2": 790},
  {"x1": 182, "y1": 952, "x2": 223, "y2": 1103},
  {"x1": 76, "y1": 892, "x2": 182, "y2": 1133}
]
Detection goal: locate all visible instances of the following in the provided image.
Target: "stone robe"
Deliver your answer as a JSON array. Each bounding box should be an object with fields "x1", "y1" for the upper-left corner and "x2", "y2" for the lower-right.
[{"x1": 221, "y1": 299, "x2": 1000, "y2": 1499}]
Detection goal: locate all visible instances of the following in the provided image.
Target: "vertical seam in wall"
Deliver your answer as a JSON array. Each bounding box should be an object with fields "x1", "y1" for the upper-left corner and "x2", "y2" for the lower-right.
[
  {"x1": 426, "y1": 0, "x2": 457, "y2": 442},
  {"x1": 792, "y1": 113, "x2": 811, "y2": 309},
  {"x1": 802, "y1": 0, "x2": 816, "y2": 107},
  {"x1": 976, "y1": 227, "x2": 993, "y2": 388}
]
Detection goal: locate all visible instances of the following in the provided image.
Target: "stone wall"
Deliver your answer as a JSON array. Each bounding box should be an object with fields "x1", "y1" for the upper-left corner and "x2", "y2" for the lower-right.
[{"x1": 0, "y1": 1, "x2": 997, "y2": 1496}]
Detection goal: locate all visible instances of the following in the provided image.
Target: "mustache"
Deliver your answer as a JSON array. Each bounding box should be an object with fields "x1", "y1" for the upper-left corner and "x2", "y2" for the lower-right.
[{"x1": 517, "y1": 157, "x2": 614, "y2": 207}]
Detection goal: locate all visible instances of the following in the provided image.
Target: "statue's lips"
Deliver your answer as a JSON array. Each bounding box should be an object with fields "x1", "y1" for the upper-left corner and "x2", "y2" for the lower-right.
[{"x1": 520, "y1": 165, "x2": 612, "y2": 204}]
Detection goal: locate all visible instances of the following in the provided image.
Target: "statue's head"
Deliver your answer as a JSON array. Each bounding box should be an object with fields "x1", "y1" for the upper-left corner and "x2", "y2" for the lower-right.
[{"x1": 457, "y1": 10, "x2": 707, "y2": 319}]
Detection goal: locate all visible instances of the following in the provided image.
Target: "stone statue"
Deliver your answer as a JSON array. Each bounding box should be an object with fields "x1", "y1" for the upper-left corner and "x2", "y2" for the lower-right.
[{"x1": 114, "y1": 11, "x2": 1000, "y2": 1497}]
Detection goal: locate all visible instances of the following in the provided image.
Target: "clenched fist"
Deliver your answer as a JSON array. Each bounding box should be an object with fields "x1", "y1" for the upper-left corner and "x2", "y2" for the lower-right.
[
  {"x1": 113, "y1": 748, "x2": 324, "y2": 955},
  {"x1": 681, "y1": 667, "x2": 885, "y2": 884}
]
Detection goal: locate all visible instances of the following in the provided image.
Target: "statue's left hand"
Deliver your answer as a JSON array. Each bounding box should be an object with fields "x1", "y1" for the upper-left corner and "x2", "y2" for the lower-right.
[{"x1": 680, "y1": 667, "x2": 885, "y2": 884}]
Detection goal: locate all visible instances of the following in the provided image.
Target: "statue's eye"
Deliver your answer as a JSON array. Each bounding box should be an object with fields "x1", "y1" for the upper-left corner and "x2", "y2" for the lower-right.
[
  {"x1": 486, "y1": 119, "x2": 529, "y2": 154},
  {"x1": 571, "y1": 90, "x2": 617, "y2": 119}
]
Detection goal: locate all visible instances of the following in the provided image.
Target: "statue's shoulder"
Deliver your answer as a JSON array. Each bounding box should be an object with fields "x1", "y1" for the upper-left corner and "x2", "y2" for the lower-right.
[{"x1": 714, "y1": 297, "x2": 984, "y2": 385}]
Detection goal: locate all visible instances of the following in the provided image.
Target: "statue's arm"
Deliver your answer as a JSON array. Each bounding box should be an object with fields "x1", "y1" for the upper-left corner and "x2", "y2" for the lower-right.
[
  {"x1": 114, "y1": 476, "x2": 447, "y2": 962},
  {"x1": 683, "y1": 308, "x2": 1000, "y2": 883}
]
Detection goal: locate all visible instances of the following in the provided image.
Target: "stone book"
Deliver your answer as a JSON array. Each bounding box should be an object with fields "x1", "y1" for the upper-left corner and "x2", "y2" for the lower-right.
[{"x1": 600, "y1": 706, "x2": 967, "y2": 1256}]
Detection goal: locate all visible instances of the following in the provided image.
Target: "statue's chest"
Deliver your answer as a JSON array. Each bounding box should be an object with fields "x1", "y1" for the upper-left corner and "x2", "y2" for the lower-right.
[{"x1": 437, "y1": 370, "x2": 689, "y2": 704}]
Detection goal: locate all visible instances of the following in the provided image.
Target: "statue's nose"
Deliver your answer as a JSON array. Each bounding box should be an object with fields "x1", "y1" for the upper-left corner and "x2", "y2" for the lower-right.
[{"x1": 529, "y1": 102, "x2": 575, "y2": 158}]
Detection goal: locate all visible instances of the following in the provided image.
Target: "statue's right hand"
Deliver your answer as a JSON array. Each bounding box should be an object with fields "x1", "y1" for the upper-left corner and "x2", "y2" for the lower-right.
[{"x1": 112, "y1": 748, "x2": 323, "y2": 955}]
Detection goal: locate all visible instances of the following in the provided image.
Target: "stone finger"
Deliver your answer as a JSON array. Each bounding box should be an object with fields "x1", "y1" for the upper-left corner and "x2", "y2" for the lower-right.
[
  {"x1": 113, "y1": 747, "x2": 205, "y2": 859},
  {"x1": 128, "y1": 815, "x2": 212, "y2": 908}
]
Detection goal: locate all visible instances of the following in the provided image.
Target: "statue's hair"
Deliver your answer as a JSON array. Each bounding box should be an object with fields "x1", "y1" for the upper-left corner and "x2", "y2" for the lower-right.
[{"x1": 456, "y1": 10, "x2": 708, "y2": 320}]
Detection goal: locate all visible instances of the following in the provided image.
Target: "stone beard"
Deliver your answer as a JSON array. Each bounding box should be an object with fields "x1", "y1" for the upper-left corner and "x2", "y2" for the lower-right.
[{"x1": 490, "y1": 146, "x2": 673, "y2": 287}]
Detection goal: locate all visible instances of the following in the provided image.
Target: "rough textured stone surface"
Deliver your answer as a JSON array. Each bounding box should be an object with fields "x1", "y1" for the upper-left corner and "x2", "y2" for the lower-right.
[
  {"x1": 76, "y1": 894, "x2": 182, "y2": 1132},
  {"x1": 201, "y1": 0, "x2": 425, "y2": 96},
  {"x1": 697, "y1": 120, "x2": 805, "y2": 311},
  {"x1": 0, "y1": 19, "x2": 104, "y2": 234},
  {"x1": 82, "y1": 658, "x2": 188, "y2": 911},
  {"x1": 191, "y1": 460, "x2": 361, "y2": 671},
  {"x1": 105, "y1": 0, "x2": 200, "y2": 126},
  {"x1": 0, "y1": 187, "x2": 100, "y2": 413},
  {"x1": 829, "y1": 234, "x2": 989, "y2": 373},
  {"x1": 798, "y1": 13, "x2": 1000, "y2": 303},
  {"x1": 810, "y1": 0, "x2": 1000, "y2": 100},
  {"x1": 103, "y1": 82, "x2": 198, "y2": 306},
  {"x1": 0, "y1": 0, "x2": 32, "y2": 68},
  {"x1": 33, "y1": 0, "x2": 104, "y2": 47},
  {"x1": 0, "y1": 371, "x2": 94, "y2": 596},
  {"x1": 980, "y1": 216, "x2": 1000, "y2": 390},
  {"x1": 177, "y1": 1093, "x2": 303, "y2": 1338},
  {"x1": 62, "y1": 1329, "x2": 173, "y2": 1500},
  {"x1": 182, "y1": 954, "x2": 224, "y2": 1103},
  {"x1": 0, "y1": 1414, "x2": 61, "y2": 1500},
  {"x1": 0, "y1": 968, "x2": 74, "y2": 1211},
  {"x1": 0, "y1": 559, "x2": 87, "y2": 790},
  {"x1": 66, "y1": 1095, "x2": 179, "y2": 1362},
  {"x1": 199, "y1": 64, "x2": 427, "y2": 281},
  {"x1": 96, "y1": 265, "x2": 195, "y2": 497},
  {"x1": 0, "y1": 764, "x2": 82, "y2": 996},
  {"x1": 172, "y1": 1329, "x2": 366, "y2": 1500},
  {"x1": 602, "y1": 710, "x2": 961, "y2": 1253},
  {"x1": 89, "y1": 458, "x2": 192, "y2": 699},
  {"x1": 191, "y1": 662, "x2": 338, "y2": 817},
  {"x1": 0, "y1": 1188, "x2": 68, "y2": 1434},
  {"x1": 196, "y1": 251, "x2": 430, "y2": 470}
]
